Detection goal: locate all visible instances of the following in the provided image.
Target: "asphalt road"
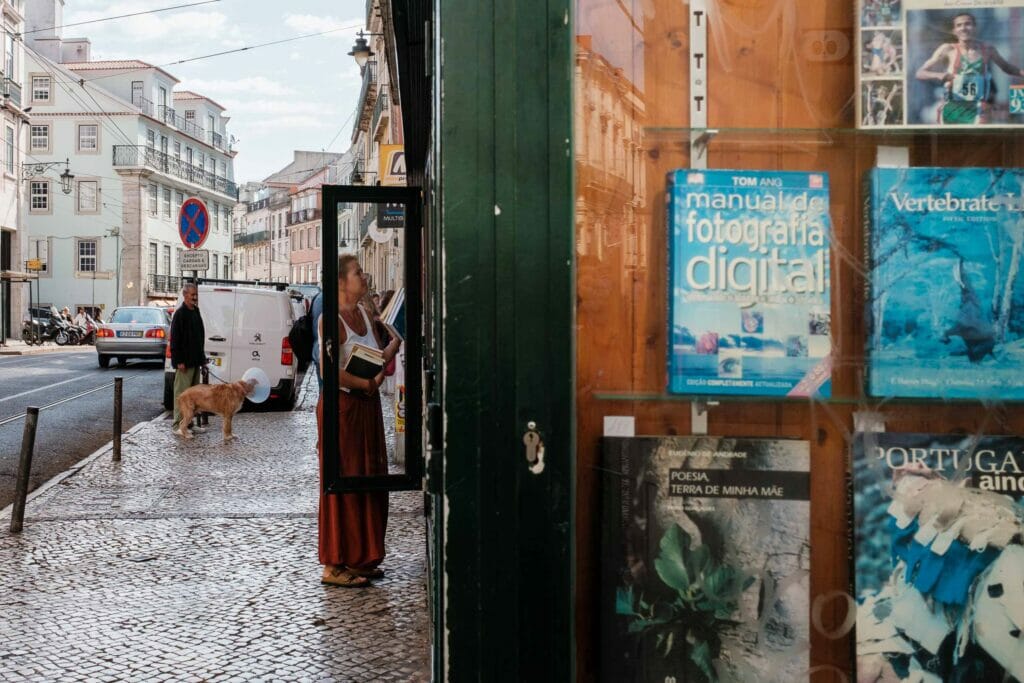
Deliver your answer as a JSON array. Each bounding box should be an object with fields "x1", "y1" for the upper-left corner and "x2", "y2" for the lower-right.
[{"x1": 0, "y1": 350, "x2": 166, "y2": 510}]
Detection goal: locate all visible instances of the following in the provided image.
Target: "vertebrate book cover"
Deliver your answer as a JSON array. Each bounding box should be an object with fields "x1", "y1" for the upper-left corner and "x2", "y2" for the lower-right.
[
  {"x1": 667, "y1": 169, "x2": 832, "y2": 397},
  {"x1": 857, "y1": 0, "x2": 1024, "y2": 129},
  {"x1": 853, "y1": 432, "x2": 1024, "y2": 682},
  {"x1": 865, "y1": 167, "x2": 1024, "y2": 399},
  {"x1": 600, "y1": 436, "x2": 811, "y2": 682}
]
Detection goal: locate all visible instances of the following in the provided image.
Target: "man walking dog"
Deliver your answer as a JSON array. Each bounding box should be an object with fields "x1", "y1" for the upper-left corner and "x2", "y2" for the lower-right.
[{"x1": 171, "y1": 282, "x2": 207, "y2": 435}]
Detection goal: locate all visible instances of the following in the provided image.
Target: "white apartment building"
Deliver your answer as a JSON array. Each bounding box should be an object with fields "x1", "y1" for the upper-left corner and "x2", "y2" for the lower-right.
[
  {"x1": 0, "y1": 0, "x2": 27, "y2": 342},
  {"x1": 22, "y1": 0, "x2": 236, "y2": 314}
]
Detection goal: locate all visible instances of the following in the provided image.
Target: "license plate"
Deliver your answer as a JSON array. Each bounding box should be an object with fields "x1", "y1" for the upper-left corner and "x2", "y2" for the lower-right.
[{"x1": 117, "y1": 330, "x2": 143, "y2": 338}]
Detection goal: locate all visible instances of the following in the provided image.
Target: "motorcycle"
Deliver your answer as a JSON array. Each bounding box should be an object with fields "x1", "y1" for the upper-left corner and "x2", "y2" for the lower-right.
[
  {"x1": 78, "y1": 315, "x2": 98, "y2": 345},
  {"x1": 21, "y1": 312, "x2": 72, "y2": 345}
]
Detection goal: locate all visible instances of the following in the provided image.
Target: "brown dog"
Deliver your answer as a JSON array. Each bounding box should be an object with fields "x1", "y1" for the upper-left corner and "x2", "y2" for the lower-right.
[{"x1": 175, "y1": 379, "x2": 257, "y2": 443}]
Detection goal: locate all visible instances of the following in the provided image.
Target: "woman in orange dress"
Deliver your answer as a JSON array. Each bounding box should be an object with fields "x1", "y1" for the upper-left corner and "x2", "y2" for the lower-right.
[{"x1": 317, "y1": 254, "x2": 401, "y2": 587}]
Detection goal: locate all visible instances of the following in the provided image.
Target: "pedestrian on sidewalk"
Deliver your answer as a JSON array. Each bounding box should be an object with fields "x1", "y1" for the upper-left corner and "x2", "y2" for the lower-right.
[
  {"x1": 309, "y1": 290, "x2": 323, "y2": 389},
  {"x1": 170, "y1": 282, "x2": 207, "y2": 435},
  {"x1": 317, "y1": 254, "x2": 401, "y2": 588}
]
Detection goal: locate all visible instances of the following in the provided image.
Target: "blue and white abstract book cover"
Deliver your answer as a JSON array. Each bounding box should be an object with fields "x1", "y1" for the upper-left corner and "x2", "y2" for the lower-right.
[
  {"x1": 853, "y1": 432, "x2": 1024, "y2": 682},
  {"x1": 667, "y1": 169, "x2": 832, "y2": 397},
  {"x1": 866, "y1": 167, "x2": 1024, "y2": 399}
]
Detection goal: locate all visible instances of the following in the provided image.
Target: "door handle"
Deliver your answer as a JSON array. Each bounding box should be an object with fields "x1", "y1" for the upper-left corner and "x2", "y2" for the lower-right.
[{"x1": 208, "y1": 335, "x2": 226, "y2": 342}]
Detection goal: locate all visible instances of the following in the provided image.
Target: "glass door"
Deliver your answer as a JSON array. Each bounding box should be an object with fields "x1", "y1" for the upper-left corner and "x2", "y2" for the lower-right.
[{"x1": 320, "y1": 184, "x2": 422, "y2": 492}]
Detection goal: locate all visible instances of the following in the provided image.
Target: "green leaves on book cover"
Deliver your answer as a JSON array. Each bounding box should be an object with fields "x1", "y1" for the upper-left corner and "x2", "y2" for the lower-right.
[{"x1": 615, "y1": 524, "x2": 754, "y2": 682}]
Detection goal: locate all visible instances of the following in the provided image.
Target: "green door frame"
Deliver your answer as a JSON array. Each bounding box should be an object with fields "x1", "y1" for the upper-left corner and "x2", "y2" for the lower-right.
[{"x1": 436, "y1": 0, "x2": 575, "y2": 678}]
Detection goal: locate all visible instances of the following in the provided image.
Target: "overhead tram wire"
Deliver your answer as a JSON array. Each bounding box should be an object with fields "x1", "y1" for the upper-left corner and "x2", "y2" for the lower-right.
[
  {"x1": 18, "y1": 38, "x2": 138, "y2": 148},
  {"x1": 79, "y1": 23, "x2": 365, "y2": 82},
  {"x1": 19, "y1": 1, "x2": 222, "y2": 37}
]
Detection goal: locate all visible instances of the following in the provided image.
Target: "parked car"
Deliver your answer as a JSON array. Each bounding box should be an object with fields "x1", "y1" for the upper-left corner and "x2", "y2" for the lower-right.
[
  {"x1": 163, "y1": 284, "x2": 299, "y2": 410},
  {"x1": 96, "y1": 306, "x2": 171, "y2": 368},
  {"x1": 287, "y1": 284, "x2": 321, "y2": 309}
]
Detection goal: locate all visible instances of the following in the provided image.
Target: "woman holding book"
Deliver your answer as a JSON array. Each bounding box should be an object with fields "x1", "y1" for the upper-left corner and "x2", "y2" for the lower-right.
[{"x1": 317, "y1": 254, "x2": 402, "y2": 588}]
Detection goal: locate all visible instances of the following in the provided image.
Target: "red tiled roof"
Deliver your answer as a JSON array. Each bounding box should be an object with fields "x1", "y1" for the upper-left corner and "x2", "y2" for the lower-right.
[
  {"x1": 173, "y1": 90, "x2": 226, "y2": 111},
  {"x1": 63, "y1": 60, "x2": 180, "y2": 83}
]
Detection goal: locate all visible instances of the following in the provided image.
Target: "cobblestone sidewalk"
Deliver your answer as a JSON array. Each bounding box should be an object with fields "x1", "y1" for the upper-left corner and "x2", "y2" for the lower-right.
[{"x1": 0, "y1": 375, "x2": 429, "y2": 682}]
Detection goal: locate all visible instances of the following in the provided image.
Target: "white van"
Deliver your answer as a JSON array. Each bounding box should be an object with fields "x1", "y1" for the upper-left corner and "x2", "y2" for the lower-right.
[{"x1": 164, "y1": 284, "x2": 299, "y2": 409}]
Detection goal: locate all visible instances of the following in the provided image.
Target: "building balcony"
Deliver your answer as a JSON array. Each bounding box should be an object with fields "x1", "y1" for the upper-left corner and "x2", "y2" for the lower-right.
[
  {"x1": 157, "y1": 104, "x2": 176, "y2": 126},
  {"x1": 148, "y1": 273, "x2": 182, "y2": 295},
  {"x1": 133, "y1": 95, "x2": 156, "y2": 118},
  {"x1": 352, "y1": 62, "x2": 378, "y2": 140},
  {"x1": 235, "y1": 230, "x2": 270, "y2": 246},
  {"x1": 287, "y1": 208, "x2": 321, "y2": 226},
  {"x1": 371, "y1": 85, "x2": 388, "y2": 141},
  {"x1": 113, "y1": 145, "x2": 238, "y2": 199},
  {"x1": 2, "y1": 77, "x2": 21, "y2": 108}
]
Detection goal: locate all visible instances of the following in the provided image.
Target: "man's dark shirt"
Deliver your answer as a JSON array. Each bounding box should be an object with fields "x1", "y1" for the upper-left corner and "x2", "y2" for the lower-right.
[{"x1": 170, "y1": 305, "x2": 206, "y2": 368}]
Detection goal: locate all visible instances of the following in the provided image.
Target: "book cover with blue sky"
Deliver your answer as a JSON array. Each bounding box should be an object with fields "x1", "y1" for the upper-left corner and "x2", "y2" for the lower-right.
[
  {"x1": 866, "y1": 167, "x2": 1024, "y2": 399},
  {"x1": 667, "y1": 170, "x2": 832, "y2": 397}
]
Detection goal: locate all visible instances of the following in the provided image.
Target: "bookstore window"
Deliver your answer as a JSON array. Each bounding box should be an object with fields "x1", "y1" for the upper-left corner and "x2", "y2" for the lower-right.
[{"x1": 574, "y1": 1, "x2": 1024, "y2": 681}]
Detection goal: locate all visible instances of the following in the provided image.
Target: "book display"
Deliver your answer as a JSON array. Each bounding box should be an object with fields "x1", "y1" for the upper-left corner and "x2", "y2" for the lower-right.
[
  {"x1": 853, "y1": 433, "x2": 1024, "y2": 681},
  {"x1": 865, "y1": 167, "x2": 1024, "y2": 399},
  {"x1": 601, "y1": 436, "x2": 811, "y2": 682},
  {"x1": 857, "y1": 0, "x2": 1024, "y2": 129},
  {"x1": 572, "y1": 0, "x2": 1024, "y2": 680},
  {"x1": 667, "y1": 169, "x2": 832, "y2": 397}
]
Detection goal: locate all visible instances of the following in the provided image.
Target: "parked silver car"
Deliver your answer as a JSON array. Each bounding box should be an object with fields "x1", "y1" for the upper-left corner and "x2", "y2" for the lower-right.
[{"x1": 96, "y1": 306, "x2": 170, "y2": 368}]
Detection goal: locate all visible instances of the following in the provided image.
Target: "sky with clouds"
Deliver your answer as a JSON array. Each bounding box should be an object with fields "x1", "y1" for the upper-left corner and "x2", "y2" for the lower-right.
[{"x1": 62, "y1": 0, "x2": 366, "y2": 183}]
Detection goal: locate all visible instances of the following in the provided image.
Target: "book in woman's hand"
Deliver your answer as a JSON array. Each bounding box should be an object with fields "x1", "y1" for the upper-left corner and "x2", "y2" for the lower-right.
[{"x1": 344, "y1": 343, "x2": 385, "y2": 380}]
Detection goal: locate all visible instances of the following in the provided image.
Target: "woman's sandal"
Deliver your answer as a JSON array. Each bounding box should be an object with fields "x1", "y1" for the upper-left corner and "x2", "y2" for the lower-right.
[
  {"x1": 348, "y1": 567, "x2": 385, "y2": 579},
  {"x1": 321, "y1": 567, "x2": 370, "y2": 588}
]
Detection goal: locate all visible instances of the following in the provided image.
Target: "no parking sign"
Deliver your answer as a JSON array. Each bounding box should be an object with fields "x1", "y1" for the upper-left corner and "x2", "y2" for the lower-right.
[{"x1": 178, "y1": 198, "x2": 210, "y2": 249}]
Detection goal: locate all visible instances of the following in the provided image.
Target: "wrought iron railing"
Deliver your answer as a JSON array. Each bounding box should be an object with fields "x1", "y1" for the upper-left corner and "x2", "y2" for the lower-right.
[
  {"x1": 148, "y1": 273, "x2": 181, "y2": 294},
  {"x1": 371, "y1": 85, "x2": 388, "y2": 138},
  {"x1": 287, "y1": 208, "x2": 321, "y2": 226},
  {"x1": 2, "y1": 77, "x2": 21, "y2": 108},
  {"x1": 133, "y1": 95, "x2": 155, "y2": 118},
  {"x1": 113, "y1": 145, "x2": 238, "y2": 197},
  {"x1": 157, "y1": 104, "x2": 176, "y2": 125},
  {"x1": 353, "y1": 62, "x2": 378, "y2": 139},
  {"x1": 234, "y1": 230, "x2": 270, "y2": 246}
]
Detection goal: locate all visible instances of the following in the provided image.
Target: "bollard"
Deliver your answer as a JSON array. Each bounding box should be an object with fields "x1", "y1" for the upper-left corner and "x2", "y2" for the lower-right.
[
  {"x1": 112, "y1": 377, "x2": 123, "y2": 461},
  {"x1": 10, "y1": 407, "x2": 39, "y2": 533}
]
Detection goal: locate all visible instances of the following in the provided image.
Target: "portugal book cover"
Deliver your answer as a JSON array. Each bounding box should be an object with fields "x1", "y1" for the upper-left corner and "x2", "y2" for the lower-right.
[
  {"x1": 866, "y1": 167, "x2": 1024, "y2": 399},
  {"x1": 853, "y1": 432, "x2": 1024, "y2": 682},
  {"x1": 600, "y1": 436, "x2": 811, "y2": 682},
  {"x1": 667, "y1": 169, "x2": 832, "y2": 397}
]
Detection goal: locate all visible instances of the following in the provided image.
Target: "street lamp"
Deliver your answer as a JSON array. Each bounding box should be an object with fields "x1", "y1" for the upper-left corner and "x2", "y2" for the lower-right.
[
  {"x1": 348, "y1": 30, "x2": 384, "y2": 67},
  {"x1": 22, "y1": 158, "x2": 75, "y2": 194}
]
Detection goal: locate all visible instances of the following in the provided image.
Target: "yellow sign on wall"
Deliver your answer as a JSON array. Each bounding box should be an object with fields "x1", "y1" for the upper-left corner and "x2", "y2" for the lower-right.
[
  {"x1": 379, "y1": 145, "x2": 406, "y2": 186},
  {"x1": 26, "y1": 259, "x2": 42, "y2": 271}
]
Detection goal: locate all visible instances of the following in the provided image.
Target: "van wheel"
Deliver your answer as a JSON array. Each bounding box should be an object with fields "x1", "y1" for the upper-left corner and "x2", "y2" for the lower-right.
[
  {"x1": 98, "y1": 354, "x2": 110, "y2": 368},
  {"x1": 163, "y1": 374, "x2": 174, "y2": 411},
  {"x1": 117, "y1": 357, "x2": 128, "y2": 367}
]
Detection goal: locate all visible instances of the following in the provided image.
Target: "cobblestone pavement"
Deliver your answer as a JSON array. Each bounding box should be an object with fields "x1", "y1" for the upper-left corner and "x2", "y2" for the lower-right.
[{"x1": 0, "y1": 377, "x2": 429, "y2": 682}]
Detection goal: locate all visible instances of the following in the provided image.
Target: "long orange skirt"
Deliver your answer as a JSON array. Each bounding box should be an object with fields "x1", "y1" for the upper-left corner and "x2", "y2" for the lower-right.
[{"x1": 317, "y1": 393, "x2": 388, "y2": 569}]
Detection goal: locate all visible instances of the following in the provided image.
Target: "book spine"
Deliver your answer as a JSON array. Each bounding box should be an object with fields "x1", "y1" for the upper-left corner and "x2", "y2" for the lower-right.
[
  {"x1": 666, "y1": 172, "x2": 676, "y2": 395},
  {"x1": 862, "y1": 170, "x2": 876, "y2": 396}
]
